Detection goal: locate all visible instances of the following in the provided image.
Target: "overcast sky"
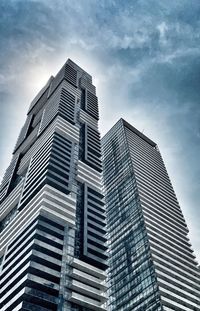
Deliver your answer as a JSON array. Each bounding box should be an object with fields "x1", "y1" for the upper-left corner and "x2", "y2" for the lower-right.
[{"x1": 0, "y1": 0, "x2": 200, "y2": 262}]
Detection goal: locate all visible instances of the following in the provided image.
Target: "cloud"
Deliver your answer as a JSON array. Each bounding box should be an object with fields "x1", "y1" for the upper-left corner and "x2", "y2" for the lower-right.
[{"x1": 0, "y1": 0, "x2": 200, "y2": 262}]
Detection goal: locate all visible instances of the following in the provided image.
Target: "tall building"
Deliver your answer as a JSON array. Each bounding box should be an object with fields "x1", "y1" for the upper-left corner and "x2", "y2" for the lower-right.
[
  {"x1": 102, "y1": 118, "x2": 200, "y2": 311},
  {"x1": 0, "y1": 59, "x2": 107, "y2": 311}
]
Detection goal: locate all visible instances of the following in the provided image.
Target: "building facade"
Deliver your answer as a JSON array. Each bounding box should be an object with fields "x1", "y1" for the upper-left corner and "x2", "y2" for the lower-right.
[
  {"x1": 102, "y1": 119, "x2": 200, "y2": 311},
  {"x1": 0, "y1": 59, "x2": 107, "y2": 311}
]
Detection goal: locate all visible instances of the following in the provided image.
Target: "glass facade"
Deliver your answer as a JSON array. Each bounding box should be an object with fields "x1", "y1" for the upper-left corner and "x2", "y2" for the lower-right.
[{"x1": 102, "y1": 119, "x2": 200, "y2": 311}]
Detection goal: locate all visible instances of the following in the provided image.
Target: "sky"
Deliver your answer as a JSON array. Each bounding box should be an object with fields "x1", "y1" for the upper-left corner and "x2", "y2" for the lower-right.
[{"x1": 0, "y1": 0, "x2": 200, "y2": 262}]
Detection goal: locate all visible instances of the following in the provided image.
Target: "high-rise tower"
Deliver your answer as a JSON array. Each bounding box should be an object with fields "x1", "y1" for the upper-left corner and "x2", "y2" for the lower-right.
[
  {"x1": 102, "y1": 119, "x2": 200, "y2": 311},
  {"x1": 0, "y1": 59, "x2": 107, "y2": 311}
]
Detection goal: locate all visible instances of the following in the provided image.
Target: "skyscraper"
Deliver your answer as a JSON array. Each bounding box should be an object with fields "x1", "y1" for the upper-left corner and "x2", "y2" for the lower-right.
[
  {"x1": 0, "y1": 59, "x2": 107, "y2": 311},
  {"x1": 102, "y1": 119, "x2": 200, "y2": 311}
]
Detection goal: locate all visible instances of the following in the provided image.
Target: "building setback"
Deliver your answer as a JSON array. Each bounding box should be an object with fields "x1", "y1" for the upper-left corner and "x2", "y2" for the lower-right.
[
  {"x1": 0, "y1": 59, "x2": 107, "y2": 311},
  {"x1": 102, "y1": 118, "x2": 200, "y2": 311}
]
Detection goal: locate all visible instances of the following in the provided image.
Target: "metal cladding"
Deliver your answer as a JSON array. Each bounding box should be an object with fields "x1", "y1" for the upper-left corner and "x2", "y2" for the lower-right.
[
  {"x1": 0, "y1": 59, "x2": 107, "y2": 311},
  {"x1": 102, "y1": 118, "x2": 200, "y2": 311}
]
